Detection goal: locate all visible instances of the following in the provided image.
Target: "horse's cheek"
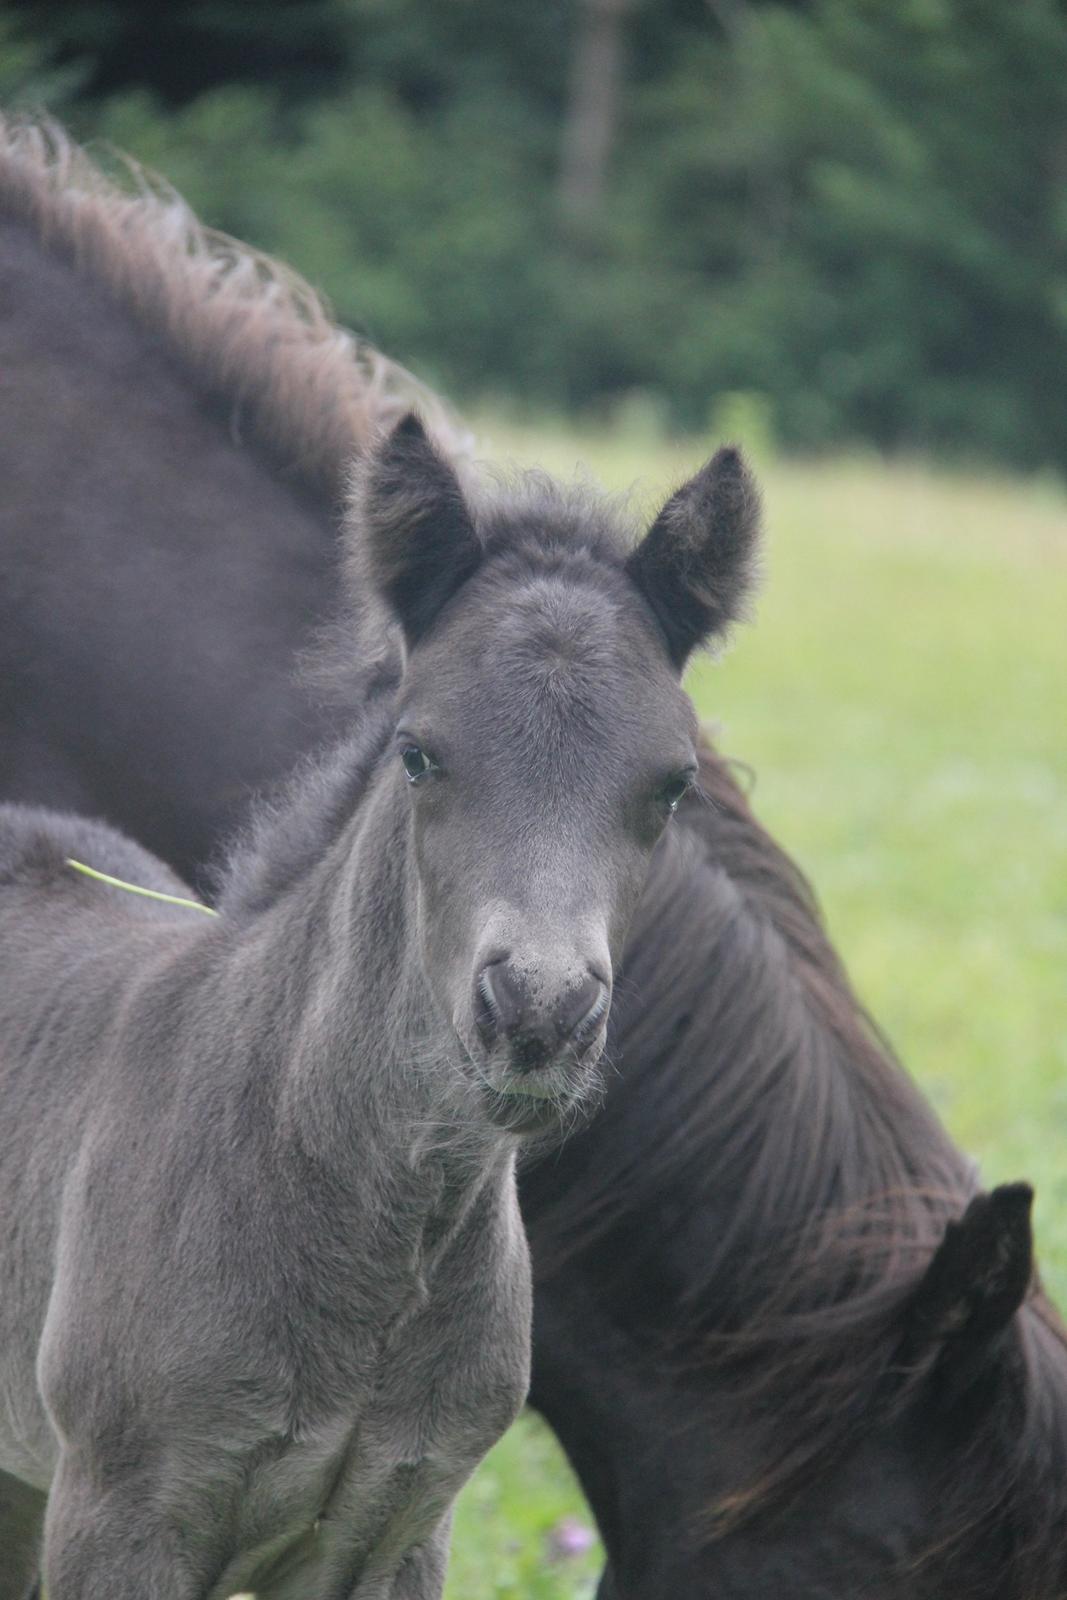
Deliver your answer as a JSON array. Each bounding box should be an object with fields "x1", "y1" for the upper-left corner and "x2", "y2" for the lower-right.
[
  {"x1": 411, "y1": 816, "x2": 473, "y2": 1001},
  {"x1": 606, "y1": 837, "x2": 657, "y2": 964}
]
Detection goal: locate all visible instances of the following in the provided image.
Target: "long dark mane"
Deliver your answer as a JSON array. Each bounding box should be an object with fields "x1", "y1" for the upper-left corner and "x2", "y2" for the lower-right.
[{"x1": 527, "y1": 740, "x2": 1067, "y2": 1593}]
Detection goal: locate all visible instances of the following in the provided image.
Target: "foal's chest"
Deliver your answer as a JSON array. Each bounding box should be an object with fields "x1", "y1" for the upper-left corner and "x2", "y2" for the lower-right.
[{"x1": 212, "y1": 1185, "x2": 532, "y2": 1597}]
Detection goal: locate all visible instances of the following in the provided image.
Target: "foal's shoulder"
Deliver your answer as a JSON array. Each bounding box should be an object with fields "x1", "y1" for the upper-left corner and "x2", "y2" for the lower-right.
[{"x1": 0, "y1": 804, "x2": 201, "y2": 920}]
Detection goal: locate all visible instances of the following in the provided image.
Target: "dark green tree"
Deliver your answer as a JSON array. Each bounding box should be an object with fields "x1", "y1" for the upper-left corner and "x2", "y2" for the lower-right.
[{"x1": 6, "y1": 0, "x2": 1067, "y2": 469}]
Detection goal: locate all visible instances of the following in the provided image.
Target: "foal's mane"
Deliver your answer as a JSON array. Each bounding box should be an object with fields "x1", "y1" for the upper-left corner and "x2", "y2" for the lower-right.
[
  {"x1": 213, "y1": 700, "x2": 396, "y2": 919},
  {"x1": 530, "y1": 742, "x2": 1067, "y2": 1586},
  {"x1": 0, "y1": 115, "x2": 467, "y2": 502}
]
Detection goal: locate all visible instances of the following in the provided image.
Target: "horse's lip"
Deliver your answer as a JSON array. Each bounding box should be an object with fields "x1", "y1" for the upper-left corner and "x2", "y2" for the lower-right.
[
  {"x1": 493, "y1": 1073, "x2": 560, "y2": 1101},
  {"x1": 480, "y1": 1086, "x2": 568, "y2": 1135},
  {"x1": 454, "y1": 1028, "x2": 604, "y2": 1133}
]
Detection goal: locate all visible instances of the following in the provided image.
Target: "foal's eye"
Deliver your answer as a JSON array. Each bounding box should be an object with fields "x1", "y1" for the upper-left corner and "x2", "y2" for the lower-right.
[
  {"x1": 401, "y1": 745, "x2": 436, "y2": 783},
  {"x1": 660, "y1": 773, "x2": 694, "y2": 813}
]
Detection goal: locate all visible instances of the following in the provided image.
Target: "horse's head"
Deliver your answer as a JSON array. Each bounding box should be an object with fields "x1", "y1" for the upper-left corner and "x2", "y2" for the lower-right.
[
  {"x1": 696, "y1": 1183, "x2": 1067, "y2": 1600},
  {"x1": 349, "y1": 414, "x2": 760, "y2": 1130},
  {"x1": 582, "y1": 1183, "x2": 1067, "y2": 1600},
  {"x1": 779, "y1": 1182, "x2": 1067, "y2": 1600},
  {"x1": 887, "y1": 1182, "x2": 1067, "y2": 1598}
]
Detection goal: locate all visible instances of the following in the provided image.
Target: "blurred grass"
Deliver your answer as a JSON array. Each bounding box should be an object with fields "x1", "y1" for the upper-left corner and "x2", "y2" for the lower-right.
[
  {"x1": 447, "y1": 1413, "x2": 601, "y2": 1600},
  {"x1": 441, "y1": 422, "x2": 1067, "y2": 1600}
]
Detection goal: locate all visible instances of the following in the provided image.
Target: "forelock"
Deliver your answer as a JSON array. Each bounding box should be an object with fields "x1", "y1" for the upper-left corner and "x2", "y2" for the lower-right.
[{"x1": 475, "y1": 467, "x2": 638, "y2": 569}]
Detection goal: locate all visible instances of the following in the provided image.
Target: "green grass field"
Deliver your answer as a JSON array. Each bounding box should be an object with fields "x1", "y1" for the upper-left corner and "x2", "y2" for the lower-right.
[{"x1": 441, "y1": 423, "x2": 1067, "y2": 1600}]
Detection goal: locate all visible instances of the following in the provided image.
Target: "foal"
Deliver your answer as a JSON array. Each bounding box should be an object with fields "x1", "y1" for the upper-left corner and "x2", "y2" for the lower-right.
[{"x1": 0, "y1": 416, "x2": 759, "y2": 1599}]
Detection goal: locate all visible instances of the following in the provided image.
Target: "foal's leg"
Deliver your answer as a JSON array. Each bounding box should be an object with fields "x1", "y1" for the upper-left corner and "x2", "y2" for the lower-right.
[
  {"x1": 0, "y1": 1469, "x2": 45, "y2": 1600},
  {"x1": 385, "y1": 1513, "x2": 453, "y2": 1600},
  {"x1": 41, "y1": 1457, "x2": 209, "y2": 1600}
]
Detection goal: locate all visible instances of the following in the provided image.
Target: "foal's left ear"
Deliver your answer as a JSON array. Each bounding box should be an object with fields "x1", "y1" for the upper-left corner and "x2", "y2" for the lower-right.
[
  {"x1": 901, "y1": 1183, "x2": 1034, "y2": 1394},
  {"x1": 626, "y1": 446, "x2": 762, "y2": 671},
  {"x1": 354, "y1": 413, "x2": 482, "y2": 647}
]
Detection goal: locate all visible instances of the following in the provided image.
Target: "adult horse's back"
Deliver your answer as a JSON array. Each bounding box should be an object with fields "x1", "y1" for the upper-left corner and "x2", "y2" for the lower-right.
[
  {"x1": 4, "y1": 118, "x2": 1067, "y2": 1596},
  {"x1": 0, "y1": 118, "x2": 459, "y2": 875}
]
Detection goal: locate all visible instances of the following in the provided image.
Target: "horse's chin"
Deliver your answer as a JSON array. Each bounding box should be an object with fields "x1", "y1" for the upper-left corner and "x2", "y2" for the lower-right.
[
  {"x1": 481, "y1": 1083, "x2": 601, "y2": 1138},
  {"x1": 479, "y1": 1050, "x2": 607, "y2": 1138},
  {"x1": 452, "y1": 1022, "x2": 607, "y2": 1137},
  {"x1": 482, "y1": 1088, "x2": 573, "y2": 1136}
]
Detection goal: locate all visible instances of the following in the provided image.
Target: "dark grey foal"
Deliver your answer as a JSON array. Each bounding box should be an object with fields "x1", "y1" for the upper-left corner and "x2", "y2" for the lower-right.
[{"x1": 0, "y1": 416, "x2": 759, "y2": 1599}]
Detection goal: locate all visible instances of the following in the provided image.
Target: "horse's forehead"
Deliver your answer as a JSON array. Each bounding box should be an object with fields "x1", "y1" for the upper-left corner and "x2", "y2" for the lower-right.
[
  {"x1": 484, "y1": 575, "x2": 628, "y2": 676},
  {"x1": 414, "y1": 569, "x2": 678, "y2": 748}
]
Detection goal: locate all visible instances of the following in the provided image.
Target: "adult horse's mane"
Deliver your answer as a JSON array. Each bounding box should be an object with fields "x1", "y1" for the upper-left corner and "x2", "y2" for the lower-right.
[
  {"x1": 532, "y1": 746, "x2": 1067, "y2": 1586},
  {"x1": 0, "y1": 114, "x2": 467, "y2": 501}
]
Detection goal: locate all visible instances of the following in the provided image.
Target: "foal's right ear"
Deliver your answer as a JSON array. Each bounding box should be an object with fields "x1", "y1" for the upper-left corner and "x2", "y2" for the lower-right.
[
  {"x1": 626, "y1": 446, "x2": 762, "y2": 671},
  {"x1": 353, "y1": 413, "x2": 482, "y2": 647},
  {"x1": 901, "y1": 1183, "x2": 1034, "y2": 1398}
]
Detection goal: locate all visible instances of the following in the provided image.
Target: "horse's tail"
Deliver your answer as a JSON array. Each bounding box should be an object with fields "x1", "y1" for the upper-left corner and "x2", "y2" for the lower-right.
[{"x1": 0, "y1": 112, "x2": 471, "y2": 504}]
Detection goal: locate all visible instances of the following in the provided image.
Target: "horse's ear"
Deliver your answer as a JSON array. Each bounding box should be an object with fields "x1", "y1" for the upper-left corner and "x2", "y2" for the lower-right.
[
  {"x1": 626, "y1": 446, "x2": 762, "y2": 670},
  {"x1": 354, "y1": 413, "x2": 482, "y2": 647},
  {"x1": 902, "y1": 1183, "x2": 1034, "y2": 1397}
]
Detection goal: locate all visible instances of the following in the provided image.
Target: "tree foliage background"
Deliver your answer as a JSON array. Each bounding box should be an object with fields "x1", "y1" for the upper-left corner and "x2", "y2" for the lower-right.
[{"x1": 4, "y1": 0, "x2": 1067, "y2": 470}]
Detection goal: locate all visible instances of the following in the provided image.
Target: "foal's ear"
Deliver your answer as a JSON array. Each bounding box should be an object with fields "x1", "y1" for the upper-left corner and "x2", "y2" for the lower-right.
[
  {"x1": 902, "y1": 1184, "x2": 1034, "y2": 1394},
  {"x1": 626, "y1": 446, "x2": 762, "y2": 670},
  {"x1": 355, "y1": 413, "x2": 482, "y2": 647}
]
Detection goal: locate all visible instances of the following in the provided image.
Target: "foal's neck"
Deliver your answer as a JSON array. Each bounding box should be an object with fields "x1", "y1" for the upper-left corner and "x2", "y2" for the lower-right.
[{"x1": 221, "y1": 743, "x2": 500, "y2": 1195}]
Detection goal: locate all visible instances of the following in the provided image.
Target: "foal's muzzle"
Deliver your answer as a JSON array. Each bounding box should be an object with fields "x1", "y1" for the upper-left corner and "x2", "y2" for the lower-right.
[{"x1": 474, "y1": 957, "x2": 609, "y2": 1074}]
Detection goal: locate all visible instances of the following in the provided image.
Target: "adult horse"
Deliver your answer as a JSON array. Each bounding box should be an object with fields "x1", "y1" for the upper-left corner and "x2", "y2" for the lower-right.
[{"x1": 2, "y1": 119, "x2": 1066, "y2": 1596}]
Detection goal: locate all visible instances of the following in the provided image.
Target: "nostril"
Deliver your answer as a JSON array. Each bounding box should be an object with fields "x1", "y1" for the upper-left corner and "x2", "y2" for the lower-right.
[
  {"x1": 474, "y1": 970, "x2": 499, "y2": 1041},
  {"x1": 557, "y1": 974, "x2": 610, "y2": 1047},
  {"x1": 574, "y1": 982, "x2": 610, "y2": 1044},
  {"x1": 474, "y1": 955, "x2": 517, "y2": 1043},
  {"x1": 475, "y1": 960, "x2": 609, "y2": 1061}
]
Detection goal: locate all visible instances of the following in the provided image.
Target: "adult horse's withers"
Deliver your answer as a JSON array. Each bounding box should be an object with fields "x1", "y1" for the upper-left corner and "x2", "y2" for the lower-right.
[{"x1": 0, "y1": 417, "x2": 758, "y2": 1599}]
